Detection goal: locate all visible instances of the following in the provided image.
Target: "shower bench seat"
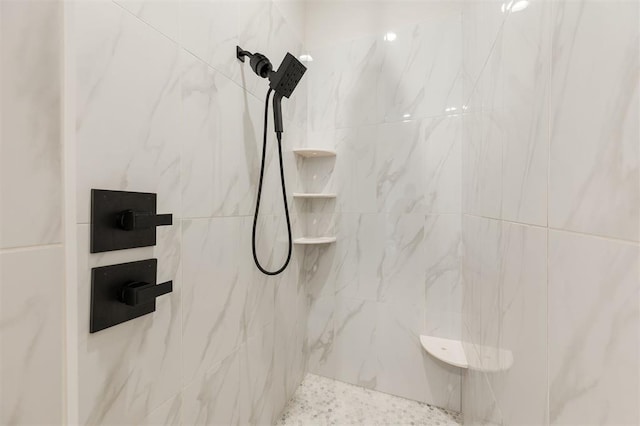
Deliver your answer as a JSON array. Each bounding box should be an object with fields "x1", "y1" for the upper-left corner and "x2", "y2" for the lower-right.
[{"x1": 420, "y1": 335, "x2": 513, "y2": 372}]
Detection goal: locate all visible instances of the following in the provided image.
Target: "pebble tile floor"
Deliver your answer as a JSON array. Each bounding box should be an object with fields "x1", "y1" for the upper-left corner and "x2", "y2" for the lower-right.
[{"x1": 276, "y1": 374, "x2": 463, "y2": 426}]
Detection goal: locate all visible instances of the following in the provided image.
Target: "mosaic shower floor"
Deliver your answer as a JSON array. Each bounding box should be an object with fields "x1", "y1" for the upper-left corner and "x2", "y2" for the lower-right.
[{"x1": 276, "y1": 374, "x2": 462, "y2": 426}]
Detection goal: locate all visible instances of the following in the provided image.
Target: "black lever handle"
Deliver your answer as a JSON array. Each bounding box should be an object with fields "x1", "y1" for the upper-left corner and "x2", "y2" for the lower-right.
[
  {"x1": 118, "y1": 210, "x2": 173, "y2": 231},
  {"x1": 120, "y1": 280, "x2": 173, "y2": 306}
]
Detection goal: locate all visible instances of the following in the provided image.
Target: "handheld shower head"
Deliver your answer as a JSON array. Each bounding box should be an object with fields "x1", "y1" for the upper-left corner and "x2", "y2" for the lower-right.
[
  {"x1": 236, "y1": 47, "x2": 307, "y2": 97},
  {"x1": 268, "y1": 52, "x2": 307, "y2": 99},
  {"x1": 236, "y1": 46, "x2": 308, "y2": 276},
  {"x1": 269, "y1": 52, "x2": 307, "y2": 134},
  {"x1": 237, "y1": 47, "x2": 307, "y2": 134}
]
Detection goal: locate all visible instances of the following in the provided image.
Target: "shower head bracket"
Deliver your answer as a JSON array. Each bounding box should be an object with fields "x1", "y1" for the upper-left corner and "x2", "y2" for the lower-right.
[{"x1": 236, "y1": 46, "x2": 248, "y2": 63}]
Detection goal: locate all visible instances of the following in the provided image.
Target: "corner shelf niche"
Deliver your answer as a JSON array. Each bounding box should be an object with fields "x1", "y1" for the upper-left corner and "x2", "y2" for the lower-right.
[
  {"x1": 293, "y1": 192, "x2": 337, "y2": 199},
  {"x1": 294, "y1": 237, "x2": 337, "y2": 245},
  {"x1": 294, "y1": 147, "x2": 337, "y2": 244},
  {"x1": 293, "y1": 148, "x2": 337, "y2": 158}
]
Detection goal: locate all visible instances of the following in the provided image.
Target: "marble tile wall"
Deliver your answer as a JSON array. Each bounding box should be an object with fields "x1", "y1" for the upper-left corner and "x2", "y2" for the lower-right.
[
  {"x1": 302, "y1": 2, "x2": 464, "y2": 412},
  {"x1": 0, "y1": 1, "x2": 65, "y2": 424},
  {"x1": 461, "y1": 0, "x2": 639, "y2": 425},
  {"x1": 72, "y1": 0, "x2": 307, "y2": 423}
]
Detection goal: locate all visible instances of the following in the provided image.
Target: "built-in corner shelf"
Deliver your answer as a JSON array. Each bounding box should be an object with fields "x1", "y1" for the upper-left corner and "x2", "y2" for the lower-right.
[
  {"x1": 292, "y1": 148, "x2": 337, "y2": 158},
  {"x1": 419, "y1": 335, "x2": 468, "y2": 369},
  {"x1": 293, "y1": 192, "x2": 337, "y2": 199},
  {"x1": 420, "y1": 335, "x2": 514, "y2": 372},
  {"x1": 294, "y1": 148, "x2": 337, "y2": 247},
  {"x1": 293, "y1": 237, "x2": 337, "y2": 245}
]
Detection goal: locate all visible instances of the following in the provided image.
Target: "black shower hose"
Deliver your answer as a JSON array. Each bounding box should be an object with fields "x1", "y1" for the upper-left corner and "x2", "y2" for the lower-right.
[{"x1": 251, "y1": 88, "x2": 293, "y2": 276}]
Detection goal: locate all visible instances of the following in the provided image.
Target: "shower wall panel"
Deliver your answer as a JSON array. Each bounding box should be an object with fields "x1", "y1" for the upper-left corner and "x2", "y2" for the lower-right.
[
  {"x1": 461, "y1": 1, "x2": 639, "y2": 425},
  {"x1": 303, "y1": 2, "x2": 465, "y2": 411},
  {"x1": 0, "y1": 1, "x2": 65, "y2": 424},
  {"x1": 71, "y1": 1, "x2": 307, "y2": 423}
]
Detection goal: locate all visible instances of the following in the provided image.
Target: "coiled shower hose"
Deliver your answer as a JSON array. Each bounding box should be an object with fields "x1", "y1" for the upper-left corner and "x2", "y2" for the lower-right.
[{"x1": 251, "y1": 88, "x2": 293, "y2": 276}]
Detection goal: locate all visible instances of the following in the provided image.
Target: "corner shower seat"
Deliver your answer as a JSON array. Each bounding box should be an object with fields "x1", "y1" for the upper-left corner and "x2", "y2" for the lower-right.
[
  {"x1": 419, "y1": 335, "x2": 468, "y2": 369},
  {"x1": 419, "y1": 335, "x2": 514, "y2": 372}
]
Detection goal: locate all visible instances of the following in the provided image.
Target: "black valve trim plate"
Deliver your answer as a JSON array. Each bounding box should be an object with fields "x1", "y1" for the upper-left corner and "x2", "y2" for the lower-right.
[
  {"x1": 90, "y1": 258, "x2": 171, "y2": 333},
  {"x1": 91, "y1": 189, "x2": 172, "y2": 253}
]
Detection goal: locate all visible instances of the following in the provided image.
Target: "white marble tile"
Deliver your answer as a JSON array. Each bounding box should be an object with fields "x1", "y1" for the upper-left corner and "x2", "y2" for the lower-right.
[
  {"x1": 304, "y1": 1, "x2": 461, "y2": 52},
  {"x1": 180, "y1": 0, "x2": 241, "y2": 84},
  {"x1": 334, "y1": 214, "x2": 384, "y2": 302},
  {"x1": 462, "y1": 369, "x2": 502, "y2": 426},
  {"x1": 334, "y1": 126, "x2": 378, "y2": 214},
  {"x1": 379, "y1": 214, "x2": 427, "y2": 305},
  {"x1": 493, "y1": 222, "x2": 547, "y2": 425},
  {"x1": 549, "y1": 0, "x2": 639, "y2": 241},
  {"x1": 0, "y1": 247, "x2": 64, "y2": 425},
  {"x1": 500, "y1": 0, "x2": 550, "y2": 227},
  {"x1": 75, "y1": 0, "x2": 181, "y2": 224},
  {"x1": 462, "y1": 108, "x2": 503, "y2": 219},
  {"x1": 302, "y1": 242, "x2": 338, "y2": 301},
  {"x1": 334, "y1": 36, "x2": 383, "y2": 129},
  {"x1": 116, "y1": 0, "x2": 180, "y2": 41},
  {"x1": 0, "y1": 0, "x2": 62, "y2": 248},
  {"x1": 181, "y1": 217, "x2": 247, "y2": 386},
  {"x1": 306, "y1": 47, "x2": 344, "y2": 133},
  {"x1": 141, "y1": 393, "x2": 182, "y2": 426},
  {"x1": 331, "y1": 298, "x2": 379, "y2": 388},
  {"x1": 462, "y1": 4, "x2": 507, "y2": 220},
  {"x1": 242, "y1": 215, "x2": 277, "y2": 339},
  {"x1": 237, "y1": 1, "x2": 304, "y2": 100},
  {"x1": 239, "y1": 326, "x2": 277, "y2": 425},
  {"x1": 308, "y1": 36, "x2": 383, "y2": 132},
  {"x1": 377, "y1": 115, "x2": 461, "y2": 216},
  {"x1": 378, "y1": 15, "x2": 462, "y2": 123},
  {"x1": 277, "y1": 373, "x2": 462, "y2": 426},
  {"x1": 273, "y1": 257, "x2": 307, "y2": 418},
  {"x1": 376, "y1": 120, "x2": 428, "y2": 214},
  {"x1": 548, "y1": 231, "x2": 639, "y2": 425},
  {"x1": 306, "y1": 295, "x2": 336, "y2": 379},
  {"x1": 181, "y1": 348, "x2": 244, "y2": 426},
  {"x1": 272, "y1": 0, "x2": 306, "y2": 44},
  {"x1": 461, "y1": 215, "x2": 502, "y2": 369},
  {"x1": 180, "y1": 50, "x2": 263, "y2": 218},
  {"x1": 461, "y1": 0, "x2": 508, "y2": 106},
  {"x1": 424, "y1": 115, "x2": 463, "y2": 214},
  {"x1": 75, "y1": 223, "x2": 182, "y2": 424},
  {"x1": 424, "y1": 214, "x2": 462, "y2": 340}
]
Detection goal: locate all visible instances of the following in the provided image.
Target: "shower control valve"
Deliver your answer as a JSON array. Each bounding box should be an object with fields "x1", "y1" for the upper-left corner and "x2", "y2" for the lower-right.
[
  {"x1": 91, "y1": 189, "x2": 174, "y2": 253},
  {"x1": 119, "y1": 210, "x2": 172, "y2": 231},
  {"x1": 120, "y1": 280, "x2": 173, "y2": 306}
]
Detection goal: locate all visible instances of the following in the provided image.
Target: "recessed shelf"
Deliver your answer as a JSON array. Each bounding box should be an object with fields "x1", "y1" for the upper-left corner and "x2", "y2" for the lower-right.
[
  {"x1": 419, "y1": 335, "x2": 468, "y2": 369},
  {"x1": 293, "y1": 148, "x2": 337, "y2": 158},
  {"x1": 293, "y1": 193, "x2": 337, "y2": 199},
  {"x1": 293, "y1": 237, "x2": 337, "y2": 245}
]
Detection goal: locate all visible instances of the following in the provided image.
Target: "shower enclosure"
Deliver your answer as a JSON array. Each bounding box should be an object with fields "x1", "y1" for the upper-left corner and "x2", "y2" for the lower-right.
[{"x1": 1, "y1": 1, "x2": 638, "y2": 425}]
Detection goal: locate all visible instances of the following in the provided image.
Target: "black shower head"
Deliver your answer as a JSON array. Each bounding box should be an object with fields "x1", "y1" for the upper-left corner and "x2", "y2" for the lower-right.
[
  {"x1": 236, "y1": 47, "x2": 306, "y2": 98},
  {"x1": 268, "y1": 52, "x2": 307, "y2": 99},
  {"x1": 237, "y1": 46, "x2": 307, "y2": 134}
]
